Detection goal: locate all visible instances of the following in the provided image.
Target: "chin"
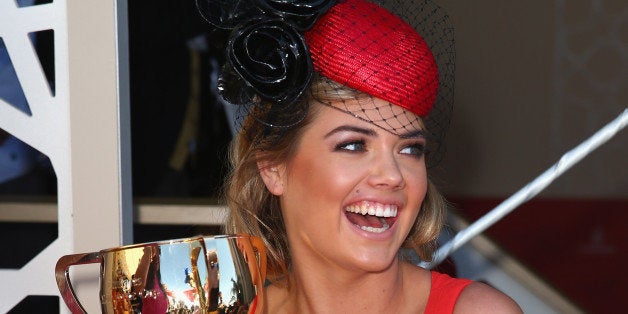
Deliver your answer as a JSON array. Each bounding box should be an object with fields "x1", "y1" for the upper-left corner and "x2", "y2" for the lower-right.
[{"x1": 347, "y1": 248, "x2": 401, "y2": 273}]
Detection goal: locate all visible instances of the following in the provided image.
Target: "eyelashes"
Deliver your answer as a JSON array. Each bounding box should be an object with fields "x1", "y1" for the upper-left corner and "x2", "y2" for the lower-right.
[
  {"x1": 334, "y1": 139, "x2": 426, "y2": 158},
  {"x1": 400, "y1": 143, "x2": 427, "y2": 158},
  {"x1": 335, "y1": 140, "x2": 365, "y2": 152}
]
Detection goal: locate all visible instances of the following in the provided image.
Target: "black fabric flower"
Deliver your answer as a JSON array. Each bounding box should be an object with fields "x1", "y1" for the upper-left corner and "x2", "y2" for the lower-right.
[
  {"x1": 198, "y1": 0, "x2": 336, "y2": 131},
  {"x1": 254, "y1": 0, "x2": 337, "y2": 30},
  {"x1": 196, "y1": 0, "x2": 262, "y2": 29},
  {"x1": 224, "y1": 18, "x2": 313, "y2": 106}
]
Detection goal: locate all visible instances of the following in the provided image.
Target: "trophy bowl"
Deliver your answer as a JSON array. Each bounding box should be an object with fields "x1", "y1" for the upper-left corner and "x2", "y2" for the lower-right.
[{"x1": 55, "y1": 234, "x2": 266, "y2": 313}]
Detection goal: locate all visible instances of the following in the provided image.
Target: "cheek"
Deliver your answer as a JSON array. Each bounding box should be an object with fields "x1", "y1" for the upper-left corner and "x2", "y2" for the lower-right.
[
  {"x1": 280, "y1": 158, "x2": 338, "y2": 241},
  {"x1": 282, "y1": 152, "x2": 366, "y2": 226},
  {"x1": 287, "y1": 156, "x2": 346, "y2": 203},
  {"x1": 402, "y1": 165, "x2": 428, "y2": 205},
  {"x1": 411, "y1": 171, "x2": 428, "y2": 194}
]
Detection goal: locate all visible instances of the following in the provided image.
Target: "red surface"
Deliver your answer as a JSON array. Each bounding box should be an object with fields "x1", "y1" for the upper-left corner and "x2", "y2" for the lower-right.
[
  {"x1": 305, "y1": 0, "x2": 438, "y2": 117},
  {"x1": 450, "y1": 198, "x2": 627, "y2": 313}
]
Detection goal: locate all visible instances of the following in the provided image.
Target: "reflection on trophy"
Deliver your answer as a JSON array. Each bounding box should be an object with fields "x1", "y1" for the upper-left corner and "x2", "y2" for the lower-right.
[{"x1": 55, "y1": 234, "x2": 266, "y2": 313}]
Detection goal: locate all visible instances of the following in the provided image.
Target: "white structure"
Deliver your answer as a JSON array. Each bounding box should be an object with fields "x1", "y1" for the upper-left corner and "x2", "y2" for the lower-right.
[{"x1": 0, "y1": 1, "x2": 131, "y2": 312}]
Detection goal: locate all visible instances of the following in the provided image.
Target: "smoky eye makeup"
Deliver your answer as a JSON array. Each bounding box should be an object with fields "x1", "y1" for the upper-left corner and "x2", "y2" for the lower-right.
[
  {"x1": 400, "y1": 141, "x2": 427, "y2": 158},
  {"x1": 334, "y1": 139, "x2": 366, "y2": 152},
  {"x1": 325, "y1": 124, "x2": 375, "y2": 152},
  {"x1": 392, "y1": 128, "x2": 428, "y2": 160}
]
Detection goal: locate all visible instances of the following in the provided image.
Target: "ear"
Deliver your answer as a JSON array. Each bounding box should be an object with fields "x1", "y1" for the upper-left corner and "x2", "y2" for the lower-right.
[{"x1": 258, "y1": 161, "x2": 286, "y2": 196}]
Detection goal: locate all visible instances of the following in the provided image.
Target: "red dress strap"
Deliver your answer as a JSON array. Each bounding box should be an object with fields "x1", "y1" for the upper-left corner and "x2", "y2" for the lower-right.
[{"x1": 424, "y1": 271, "x2": 473, "y2": 313}]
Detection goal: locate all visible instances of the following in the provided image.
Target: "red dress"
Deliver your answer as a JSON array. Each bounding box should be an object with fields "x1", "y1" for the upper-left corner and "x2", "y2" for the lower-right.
[{"x1": 424, "y1": 271, "x2": 473, "y2": 313}]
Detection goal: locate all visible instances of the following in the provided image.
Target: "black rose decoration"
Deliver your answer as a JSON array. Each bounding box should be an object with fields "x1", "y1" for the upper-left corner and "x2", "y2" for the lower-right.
[
  {"x1": 254, "y1": 0, "x2": 337, "y2": 30},
  {"x1": 224, "y1": 18, "x2": 313, "y2": 105},
  {"x1": 196, "y1": 0, "x2": 263, "y2": 29},
  {"x1": 217, "y1": 63, "x2": 257, "y2": 107}
]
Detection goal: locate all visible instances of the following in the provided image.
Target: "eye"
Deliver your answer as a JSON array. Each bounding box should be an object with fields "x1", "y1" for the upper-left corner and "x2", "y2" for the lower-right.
[
  {"x1": 335, "y1": 140, "x2": 366, "y2": 152},
  {"x1": 400, "y1": 143, "x2": 426, "y2": 158}
]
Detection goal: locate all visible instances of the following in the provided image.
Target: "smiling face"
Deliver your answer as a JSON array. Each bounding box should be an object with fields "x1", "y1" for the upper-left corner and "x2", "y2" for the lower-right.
[{"x1": 260, "y1": 98, "x2": 428, "y2": 274}]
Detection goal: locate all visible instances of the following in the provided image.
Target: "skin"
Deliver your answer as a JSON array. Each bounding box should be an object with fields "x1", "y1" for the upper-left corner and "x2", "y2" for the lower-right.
[{"x1": 259, "y1": 99, "x2": 522, "y2": 313}]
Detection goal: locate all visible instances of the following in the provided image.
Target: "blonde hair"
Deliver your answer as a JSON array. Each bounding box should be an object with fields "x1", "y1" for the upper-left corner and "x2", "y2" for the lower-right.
[{"x1": 222, "y1": 75, "x2": 446, "y2": 281}]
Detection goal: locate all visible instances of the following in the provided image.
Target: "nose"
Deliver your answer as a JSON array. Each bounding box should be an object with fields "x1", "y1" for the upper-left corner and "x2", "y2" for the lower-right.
[{"x1": 367, "y1": 152, "x2": 405, "y2": 190}]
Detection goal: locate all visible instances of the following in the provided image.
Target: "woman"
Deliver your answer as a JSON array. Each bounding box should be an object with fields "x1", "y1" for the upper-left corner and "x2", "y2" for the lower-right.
[{"x1": 199, "y1": 0, "x2": 522, "y2": 312}]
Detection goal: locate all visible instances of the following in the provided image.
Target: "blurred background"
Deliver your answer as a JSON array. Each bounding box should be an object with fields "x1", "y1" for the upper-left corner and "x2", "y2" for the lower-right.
[{"x1": 438, "y1": 1, "x2": 626, "y2": 312}]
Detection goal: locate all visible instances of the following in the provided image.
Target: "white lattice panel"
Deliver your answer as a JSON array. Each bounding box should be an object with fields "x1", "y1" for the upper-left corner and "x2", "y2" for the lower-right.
[
  {"x1": 0, "y1": 1, "x2": 71, "y2": 311},
  {"x1": 0, "y1": 0, "x2": 132, "y2": 312}
]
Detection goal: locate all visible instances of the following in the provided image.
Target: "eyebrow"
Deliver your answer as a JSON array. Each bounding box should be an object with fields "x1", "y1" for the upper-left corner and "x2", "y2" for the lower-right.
[
  {"x1": 398, "y1": 129, "x2": 428, "y2": 139},
  {"x1": 324, "y1": 125, "x2": 376, "y2": 138},
  {"x1": 324, "y1": 125, "x2": 428, "y2": 140}
]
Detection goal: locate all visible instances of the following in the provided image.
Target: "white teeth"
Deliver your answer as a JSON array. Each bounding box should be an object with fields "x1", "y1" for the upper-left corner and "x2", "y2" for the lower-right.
[
  {"x1": 345, "y1": 202, "x2": 398, "y2": 218},
  {"x1": 383, "y1": 206, "x2": 391, "y2": 217},
  {"x1": 359, "y1": 218, "x2": 390, "y2": 233},
  {"x1": 345, "y1": 203, "x2": 397, "y2": 233}
]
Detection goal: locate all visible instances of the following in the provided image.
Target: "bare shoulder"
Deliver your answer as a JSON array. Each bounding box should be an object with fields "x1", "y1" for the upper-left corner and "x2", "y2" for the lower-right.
[{"x1": 454, "y1": 282, "x2": 523, "y2": 314}]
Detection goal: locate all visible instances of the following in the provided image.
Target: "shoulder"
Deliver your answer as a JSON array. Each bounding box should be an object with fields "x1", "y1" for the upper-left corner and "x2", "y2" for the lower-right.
[{"x1": 454, "y1": 282, "x2": 523, "y2": 314}]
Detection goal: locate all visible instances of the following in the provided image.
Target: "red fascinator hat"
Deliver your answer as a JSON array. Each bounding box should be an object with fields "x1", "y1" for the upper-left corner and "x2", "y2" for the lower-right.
[
  {"x1": 306, "y1": 0, "x2": 438, "y2": 117},
  {"x1": 197, "y1": 0, "x2": 454, "y2": 165}
]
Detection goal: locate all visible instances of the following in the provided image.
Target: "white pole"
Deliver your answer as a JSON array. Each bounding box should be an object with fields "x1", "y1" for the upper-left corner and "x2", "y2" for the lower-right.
[{"x1": 423, "y1": 108, "x2": 628, "y2": 269}]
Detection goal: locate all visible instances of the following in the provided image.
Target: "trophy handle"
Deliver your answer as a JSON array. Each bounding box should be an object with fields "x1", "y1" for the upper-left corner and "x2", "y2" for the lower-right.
[
  {"x1": 55, "y1": 252, "x2": 102, "y2": 314},
  {"x1": 249, "y1": 236, "x2": 267, "y2": 283}
]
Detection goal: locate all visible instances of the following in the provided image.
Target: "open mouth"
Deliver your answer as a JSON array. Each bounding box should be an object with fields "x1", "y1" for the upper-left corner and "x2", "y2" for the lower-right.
[{"x1": 344, "y1": 201, "x2": 398, "y2": 234}]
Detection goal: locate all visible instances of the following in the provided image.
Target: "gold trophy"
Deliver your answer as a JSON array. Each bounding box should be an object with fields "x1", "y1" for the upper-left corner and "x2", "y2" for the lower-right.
[{"x1": 55, "y1": 234, "x2": 266, "y2": 313}]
